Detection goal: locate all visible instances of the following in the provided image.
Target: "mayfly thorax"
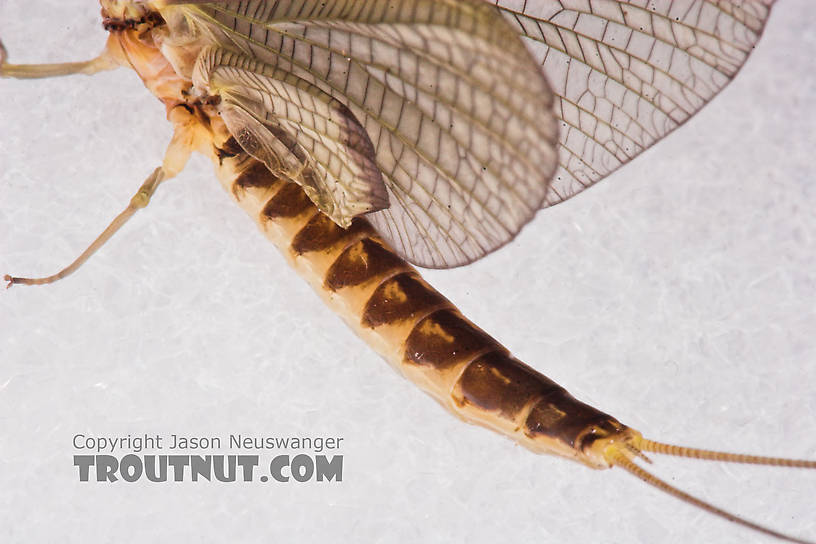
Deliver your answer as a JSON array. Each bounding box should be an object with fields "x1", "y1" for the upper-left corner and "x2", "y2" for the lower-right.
[{"x1": 3, "y1": 1, "x2": 816, "y2": 544}]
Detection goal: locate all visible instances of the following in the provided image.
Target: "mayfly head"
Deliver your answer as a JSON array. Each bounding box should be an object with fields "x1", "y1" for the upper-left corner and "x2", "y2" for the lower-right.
[{"x1": 100, "y1": 1, "x2": 163, "y2": 33}]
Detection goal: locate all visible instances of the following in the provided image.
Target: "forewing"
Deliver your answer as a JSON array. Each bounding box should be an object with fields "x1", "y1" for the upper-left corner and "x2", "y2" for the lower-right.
[
  {"x1": 493, "y1": 0, "x2": 776, "y2": 207},
  {"x1": 157, "y1": 0, "x2": 559, "y2": 268}
]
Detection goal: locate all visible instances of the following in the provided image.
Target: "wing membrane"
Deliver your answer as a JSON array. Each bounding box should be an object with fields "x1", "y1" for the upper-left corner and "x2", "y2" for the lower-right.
[
  {"x1": 493, "y1": 0, "x2": 775, "y2": 207},
  {"x1": 196, "y1": 46, "x2": 388, "y2": 225},
  {"x1": 158, "y1": 0, "x2": 559, "y2": 268},
  {"x1": 157, "y1": 0, "x2": 774, "y2": 266}
]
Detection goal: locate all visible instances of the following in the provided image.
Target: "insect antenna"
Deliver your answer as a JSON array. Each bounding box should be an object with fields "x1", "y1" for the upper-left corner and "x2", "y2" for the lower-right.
[{"x1": 605, "y1": 443, "x2": 815, "y2": 544}]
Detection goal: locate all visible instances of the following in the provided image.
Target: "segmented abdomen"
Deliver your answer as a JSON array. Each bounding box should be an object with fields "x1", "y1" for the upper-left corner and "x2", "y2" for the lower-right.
[{"x1": 212, "y1": 146, "x2": 626, "y2": 465}]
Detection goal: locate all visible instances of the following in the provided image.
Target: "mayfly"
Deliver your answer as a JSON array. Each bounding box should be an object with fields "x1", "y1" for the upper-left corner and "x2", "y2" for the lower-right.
[{"x1": 1, "y1": 0, "x2": 814, "y2": 542}]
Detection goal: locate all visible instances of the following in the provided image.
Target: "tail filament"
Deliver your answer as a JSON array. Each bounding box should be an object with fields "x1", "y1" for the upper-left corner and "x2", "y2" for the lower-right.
[{"x1": 604, "y1": 438, "x2": 815, "y2": 544}]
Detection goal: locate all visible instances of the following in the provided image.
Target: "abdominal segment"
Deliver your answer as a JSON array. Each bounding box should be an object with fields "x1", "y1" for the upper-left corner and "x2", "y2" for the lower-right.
[{"x1": 208, "y1": 139, "x2": 624, "y2": 466}]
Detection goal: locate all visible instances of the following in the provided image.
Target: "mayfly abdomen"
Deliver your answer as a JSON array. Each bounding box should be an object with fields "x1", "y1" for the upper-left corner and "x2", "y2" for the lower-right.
[
  {"x1": 213, "y1": 142, "x2": 627, "y2": 466},
  {"x1": 2, "y1": 1, "x2": 814, "y2": 541}
]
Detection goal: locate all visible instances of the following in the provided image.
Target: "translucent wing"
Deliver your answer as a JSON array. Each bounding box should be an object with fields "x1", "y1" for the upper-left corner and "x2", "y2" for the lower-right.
[
  {"x1": 195, "y1": 46, "x2": 388, "y2": 226},
  {"x1": 157, "y1": 0, "x2": 559, "y2": 268},
  {"x1": 493, "y1": 0, "x2": 776, "y2": 207}
]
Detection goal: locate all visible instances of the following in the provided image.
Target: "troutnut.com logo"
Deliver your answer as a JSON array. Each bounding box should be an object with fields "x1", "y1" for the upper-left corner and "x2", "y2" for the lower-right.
[{"x1": 72, "y1": 433, "x2": 344, "y2": 483}]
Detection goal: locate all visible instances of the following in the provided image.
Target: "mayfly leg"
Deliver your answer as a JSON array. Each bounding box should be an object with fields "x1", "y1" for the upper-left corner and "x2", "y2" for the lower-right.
[
  {"x1": 4, "y1": 107, "x2": 201, "y2": 288},
  {"x1": 4, "y1": 167, "x2": 166, "y2": 288},
  {"x1": 0, "y1": 38, "x2": 141, "y2": 287},
  {"x1": 0, "y1": 39, "x2": 118, "y2": 79}
]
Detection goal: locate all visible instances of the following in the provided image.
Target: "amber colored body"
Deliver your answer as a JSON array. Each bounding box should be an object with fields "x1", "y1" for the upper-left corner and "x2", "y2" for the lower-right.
[
  {"x1": 95, "y1": 5, "x2": 635, "y2": 468},
  {"x1": 211, "y1": 141, "x2": 633, "y2": 466},
  {"x1": 2, "y1": 3, "x2": 814, "y2": 541}
]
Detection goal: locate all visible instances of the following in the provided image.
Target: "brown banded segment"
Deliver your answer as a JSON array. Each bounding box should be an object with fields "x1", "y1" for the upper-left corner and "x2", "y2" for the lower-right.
[
  {"x1": 453, "y1": 352, "x2": 564, "y2": 418},
  {"x1": 232, "y1": 161, "x2": 282, "y2": 196},
  {"x1": 291, "y1": 213, "x2": 370, "y2": 256},
  {"x1": 324, "y1": 237, "x2": 407, "y2": 291},
  {"x1": 262, "y1": 180, "x2": 315, "y2": 220},
  {"x1": 403, "y1": 309, "x2": 505, "y2": 372},
  {"x1": 217, "y1": 136, "x2": 246, "y2": 163},
  {"x1": 362, "y1": 272, "x2": 451, "y2": 328},
  {"x1": 524, "y1": 394, "x2": 619, "y2": 448}
]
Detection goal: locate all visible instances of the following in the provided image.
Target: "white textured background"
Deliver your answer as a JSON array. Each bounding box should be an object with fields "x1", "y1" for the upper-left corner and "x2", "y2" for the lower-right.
[{"x1": 1, "y1": 2, "x2": 814, "y2": 543}]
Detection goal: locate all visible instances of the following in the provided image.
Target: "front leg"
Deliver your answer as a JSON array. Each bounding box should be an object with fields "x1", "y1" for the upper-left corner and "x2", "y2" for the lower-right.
[{"x1": 0, "y1": 37, "x2": 118, "y2": 79}]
